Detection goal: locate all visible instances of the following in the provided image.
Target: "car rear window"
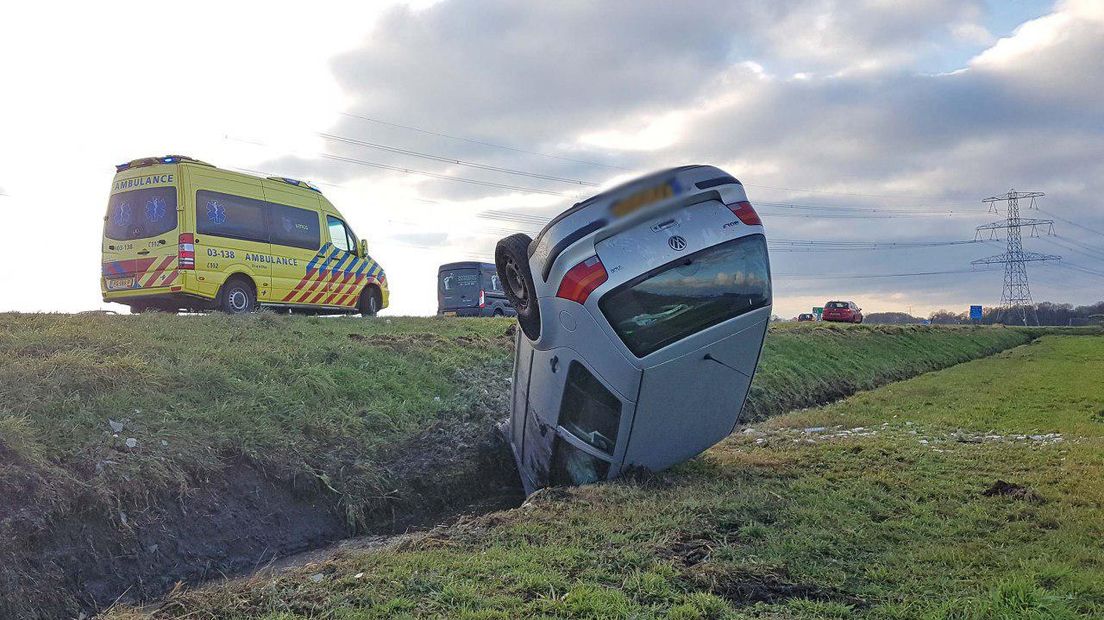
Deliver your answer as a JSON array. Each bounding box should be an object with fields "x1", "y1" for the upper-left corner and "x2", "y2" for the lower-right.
[
  {"x1": 439, "y1": 268, "x2": 480, "y2": 293},
  {"x1": 599, "y1": 234, "x2": 770, "y2": 357},
  {"x1": 104, "y1": 186, "x2": 178, "y2": 241}
]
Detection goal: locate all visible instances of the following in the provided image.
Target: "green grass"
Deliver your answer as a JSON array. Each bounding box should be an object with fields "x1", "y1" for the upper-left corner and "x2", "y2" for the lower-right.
[
  {"x1": 116, "y1": 335, "x2": 1104, "y2": 619},
  {"x1": 0, "y1": 314, "x2": 1046, "y2": 529},
  {"x1": 0, "y1": 316, "x2": 1070, "y2": 521}
]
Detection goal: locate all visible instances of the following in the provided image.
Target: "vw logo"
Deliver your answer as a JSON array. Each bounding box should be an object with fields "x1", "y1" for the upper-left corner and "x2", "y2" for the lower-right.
[{"x1": 668, "y1": 235, "x2": 687, "y2": 251}]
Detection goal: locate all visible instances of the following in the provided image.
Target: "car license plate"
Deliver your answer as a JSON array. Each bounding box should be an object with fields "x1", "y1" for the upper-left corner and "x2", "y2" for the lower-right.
[
  {"x1": 106, "y1": 277, "x2": 135, "y2": 291},
  {"x1": 443, "y1": 311, "x2": 457, "y2": 317},
  {"x1": 611, "y1": 181, "x2": 676, "y2": 218}
]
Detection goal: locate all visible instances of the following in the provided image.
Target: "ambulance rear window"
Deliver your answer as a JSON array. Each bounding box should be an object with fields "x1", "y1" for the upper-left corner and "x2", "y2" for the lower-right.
[{"x1": 105, "y1": 187, "x2": 178, "y2": 241}]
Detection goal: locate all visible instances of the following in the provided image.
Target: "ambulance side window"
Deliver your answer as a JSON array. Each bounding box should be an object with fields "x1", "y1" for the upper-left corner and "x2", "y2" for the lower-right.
[
  {"x1": 327, "y1": 216, "x2": 352, "y2": 253},
  {"x1": 196, "y1": 190, "x2": 267, "y2": 243},
  {"x1": 269, "y1": 203, "x2": 320, "y2": 250}
]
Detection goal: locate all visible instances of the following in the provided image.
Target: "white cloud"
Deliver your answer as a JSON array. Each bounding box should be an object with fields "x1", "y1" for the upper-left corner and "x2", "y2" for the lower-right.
[{"x1": 0, "y1": 0, "x2": 1100, "y2": 318}]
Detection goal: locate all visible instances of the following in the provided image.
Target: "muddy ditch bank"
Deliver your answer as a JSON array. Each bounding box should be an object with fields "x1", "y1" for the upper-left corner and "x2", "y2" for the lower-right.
[{"x1": 0, "y1": 418, "x2": 523, "y2": 619}]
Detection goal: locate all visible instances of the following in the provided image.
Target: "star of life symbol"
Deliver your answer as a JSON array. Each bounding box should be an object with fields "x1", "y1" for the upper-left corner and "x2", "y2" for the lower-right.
[
  {"x1": 113, "y1": 202, "x2": 132, "y2": 226},
  {"x1": 206, "y1": 201, "x2": 226, "y2": 224},
  {"x1": 145, "y1": 196, "x2": 167, "y2": 221}
]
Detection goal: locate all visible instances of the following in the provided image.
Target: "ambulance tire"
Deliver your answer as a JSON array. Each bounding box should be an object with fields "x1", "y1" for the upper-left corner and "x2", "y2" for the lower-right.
[
  {"x1": 219, "y1": 276, "x2": 256, "y2": 314},
  {"x1": 359, "y1": 286, "x2": 382, "y2": 317},
  {"x1": 495, "y1": 233, "x2": 540, "y2": 340}
]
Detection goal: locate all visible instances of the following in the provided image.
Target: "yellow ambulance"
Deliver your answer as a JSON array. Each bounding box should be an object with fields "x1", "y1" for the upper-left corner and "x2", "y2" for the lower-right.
[{"x1": 101, "y1": 155, "x2": 389, "y2": 315}]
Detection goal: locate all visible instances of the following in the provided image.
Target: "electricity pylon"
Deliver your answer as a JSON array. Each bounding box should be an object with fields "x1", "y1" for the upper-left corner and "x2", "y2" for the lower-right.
[{"x1": 972, "y1": 189, "x2": 1059, "y2": 325}]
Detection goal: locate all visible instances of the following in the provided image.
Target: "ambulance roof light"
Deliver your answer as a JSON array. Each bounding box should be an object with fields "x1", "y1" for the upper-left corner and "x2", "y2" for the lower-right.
[
  {"x1": 115, "y1": 155, "x2": 212, "y2": 173},
  {"x1": 267, "y1": 176, "x2": 323, "y2": 194}
]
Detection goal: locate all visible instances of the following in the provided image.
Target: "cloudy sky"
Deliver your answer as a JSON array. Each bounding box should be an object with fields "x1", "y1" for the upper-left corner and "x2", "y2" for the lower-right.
[{"x1": 1, "y1": 0, "x2": 1101, "y2": 318}]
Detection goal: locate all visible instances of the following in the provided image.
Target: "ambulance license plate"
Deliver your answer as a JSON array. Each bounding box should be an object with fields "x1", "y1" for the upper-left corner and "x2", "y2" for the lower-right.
[
  {"x1": 107, "y1": 277, "x2": 135, "y2": 291},
  {"x1": 443, "y1": 311, "x2": 457, "y2": 317}
]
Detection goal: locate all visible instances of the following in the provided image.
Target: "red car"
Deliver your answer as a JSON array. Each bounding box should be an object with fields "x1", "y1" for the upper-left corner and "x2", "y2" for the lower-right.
[{"x1": 822, "y1": 300, "x2": 863, "y2": 323}]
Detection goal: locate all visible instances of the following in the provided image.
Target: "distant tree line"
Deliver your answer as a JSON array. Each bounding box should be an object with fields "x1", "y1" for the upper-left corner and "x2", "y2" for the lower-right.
[
  {"x1": 928, "y1": 301, "x2": 1104, "y2": 326},
  {"x1": 864, "y1": 312, "x2": 925, "y2": 325}
]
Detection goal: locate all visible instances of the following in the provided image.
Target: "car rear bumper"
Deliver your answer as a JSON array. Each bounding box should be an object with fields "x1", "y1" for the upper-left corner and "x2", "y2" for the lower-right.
[
  {"x1": 439, "y1": 307, "x2": 491, "y2": 317},
  {"x1": 102, "y1": 291, "x2": 217, "y2": 310}
]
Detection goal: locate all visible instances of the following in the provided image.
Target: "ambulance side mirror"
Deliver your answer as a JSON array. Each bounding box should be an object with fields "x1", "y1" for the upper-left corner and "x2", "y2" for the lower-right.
[{"x1": 358, "y1": 239, "x2": 369, "y2": 258}]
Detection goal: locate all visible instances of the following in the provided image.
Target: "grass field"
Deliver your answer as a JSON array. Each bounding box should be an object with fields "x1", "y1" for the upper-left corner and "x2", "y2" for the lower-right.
[
  {"x1": 116, "y1": 335, "x2": 1104, "y2": 619},
  {"x1": 0, "y1": 313, "x2": 1085, "y2": 616},
  {"x1": 0, "y1": 314, "x2": 1042, "y2": 524}
]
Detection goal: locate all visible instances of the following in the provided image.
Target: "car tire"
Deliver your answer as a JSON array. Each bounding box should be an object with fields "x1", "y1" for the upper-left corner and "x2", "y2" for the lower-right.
[
  {"x1": 359, "y1": 285, "x2": 382, "y2": 317},
  {"x1": 496, "y1": 233, "x2": 540, "y2": 340},
  {"x1": 493, "y1": 308, "x2": 504, "y2": 317},
  {"x1": 219, "y1": 276, "x2": 256, "y2": 314}
]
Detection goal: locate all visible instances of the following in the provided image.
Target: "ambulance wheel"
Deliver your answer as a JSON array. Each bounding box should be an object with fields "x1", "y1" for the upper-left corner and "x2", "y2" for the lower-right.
[
  {"x1": 219, "y1": 276, "x2": 256, "y2": 314},
  {"x1": 496, "y1": 233, "x2": 540, "y2": 340},
  {"x1": 359, "y1": 286, "x2": 382, "y2": 317}
]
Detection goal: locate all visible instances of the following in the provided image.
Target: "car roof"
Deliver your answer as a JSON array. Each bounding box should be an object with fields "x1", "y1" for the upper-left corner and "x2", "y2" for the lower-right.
[{"x1": 439, "y1": 261, "x2": 494, "y2": 272}]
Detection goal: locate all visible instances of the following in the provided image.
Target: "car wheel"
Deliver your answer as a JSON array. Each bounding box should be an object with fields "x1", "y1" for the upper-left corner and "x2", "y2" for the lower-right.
[
  {"x1": 496, "y1": 233, "x2": 541, "y2": 340},
  {"x1": 359, "y1": 286, "x2": 382, "y2": 317},
  {"x1": 219, "y1": 276, "x2": 255, "y2": 314}
]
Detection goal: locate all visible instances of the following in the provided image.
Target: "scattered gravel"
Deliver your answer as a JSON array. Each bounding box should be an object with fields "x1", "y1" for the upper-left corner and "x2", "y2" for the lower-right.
[{"x1": 736, "y1": 422, "x2": 1065, "y2": 448}]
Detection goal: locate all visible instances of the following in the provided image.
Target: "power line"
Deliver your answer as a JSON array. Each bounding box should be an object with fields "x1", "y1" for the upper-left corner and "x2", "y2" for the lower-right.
[
  {"x1": 318, "y1": 132, "x2": 601, "y2": 187},
  {"x1": 1039, "y1": 236, "x2": 1104, "y2": 264},
  {"x1": 340, "y1": 111, "x2": 630, "y2": 171},
  {"x1": 1038, "y1": 208, "x2": 1104, "y2": 238},
  {"x1": 318, "y1": 152, "x2": 571, "y2": 197},
  {"x1": 755, "y1": 200, "x2": 983, "y2": 217},
  {"x1": 777, "y1": 267, "x2": 1001, "y2": 280},
  {"x1": 745, "y1": 182, "x2": 979, "y2": 206},
  {"x1": 227, "y1": 135, "x2": 576, "y2": 197}
]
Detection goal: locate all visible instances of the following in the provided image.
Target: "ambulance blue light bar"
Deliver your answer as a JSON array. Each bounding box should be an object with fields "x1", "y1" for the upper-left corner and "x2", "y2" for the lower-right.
[
  {"x1": 268, "y1": 176, "x2": 322, "y2": 193},
  {"x1": 115, "y1": 155, "x2": 211, "y2": 172}
]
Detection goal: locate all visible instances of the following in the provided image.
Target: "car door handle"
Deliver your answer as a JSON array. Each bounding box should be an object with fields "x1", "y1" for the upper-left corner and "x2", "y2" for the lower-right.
[{"x1": 137, "y1": 249, "x2": 150, "y2": 255}]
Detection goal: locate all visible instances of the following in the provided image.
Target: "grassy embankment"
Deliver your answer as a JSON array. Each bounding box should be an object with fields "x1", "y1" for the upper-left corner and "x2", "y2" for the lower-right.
[
  {"x1": 1, "y1": 314, "x2": 1042, "y2": 525},
  {"x1": 114, "y1": 335, "x2": 1104, "y2": 619}
]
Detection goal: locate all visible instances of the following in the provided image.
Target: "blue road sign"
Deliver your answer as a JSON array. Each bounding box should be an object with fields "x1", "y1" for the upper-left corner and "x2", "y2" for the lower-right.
[{"x1": 970, "y1": 305, "x2": 983, "y2": 321}]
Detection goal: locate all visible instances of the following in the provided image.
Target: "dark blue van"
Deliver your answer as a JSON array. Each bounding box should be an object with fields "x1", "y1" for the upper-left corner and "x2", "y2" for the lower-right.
[{"x1": 437, "y1": 262, "x2": 516, "y2": 317}]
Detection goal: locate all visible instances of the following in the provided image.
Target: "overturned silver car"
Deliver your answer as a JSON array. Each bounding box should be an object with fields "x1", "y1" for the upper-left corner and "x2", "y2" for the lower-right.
[{"x1": 495, "y1": 165, "x2": 772, "y2": 495}]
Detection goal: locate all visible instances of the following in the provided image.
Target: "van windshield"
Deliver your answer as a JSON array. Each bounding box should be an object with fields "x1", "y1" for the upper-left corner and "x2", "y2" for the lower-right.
[
  {"x1": 599, "y1": 235, "x2": 770, "y2": 357},
  {"x1": 105, "y1": 186, "x2": 178, "y2": 241}
]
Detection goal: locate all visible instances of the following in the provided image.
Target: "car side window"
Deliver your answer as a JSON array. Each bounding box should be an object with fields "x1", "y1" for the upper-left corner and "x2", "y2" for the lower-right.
[
  {"x1": 327, "y1": 216, "x2": 352, "y2": 253},
  {"x1": 558, "y1": 361, "x2": 621, "y2": 454}
]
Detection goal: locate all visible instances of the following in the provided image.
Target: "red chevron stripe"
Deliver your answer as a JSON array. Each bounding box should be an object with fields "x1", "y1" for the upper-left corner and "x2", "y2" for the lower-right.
[
  {"x1": 140, "y1": 256, "x2": 176, "y2": 287},
  {"x1": 283, "y1": 268, "x2": 319, "y2": 301},
  {"x1": 161, "y1": 270, "x2": 179, "y2": 287},
  {"x1": 295, "y1": 270, "x2": 331, "y2": 302}
]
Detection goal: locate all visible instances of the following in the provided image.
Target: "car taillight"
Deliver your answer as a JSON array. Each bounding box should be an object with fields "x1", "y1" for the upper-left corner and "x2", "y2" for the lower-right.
[
  {"x1": 727, "y1": 201, "x2": 761, "y2": 226},
  {"x1": 479, "y1": 289, "x2": 486, "y2": 308},
  {"x1": 178, "y1": 233, "x2": 195, "y2": 270},
  {"x1": 556, "y1": 255, "x2": 608, "y2": 304}
]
